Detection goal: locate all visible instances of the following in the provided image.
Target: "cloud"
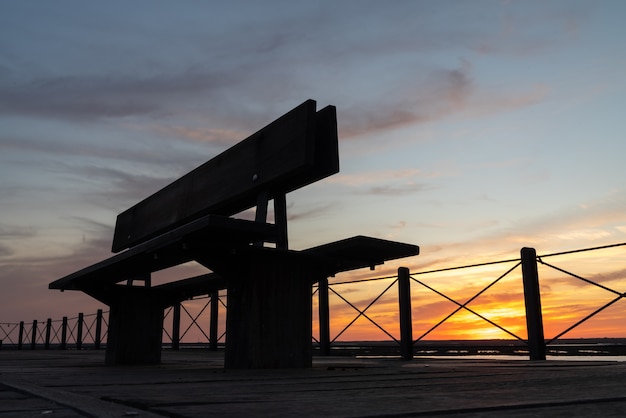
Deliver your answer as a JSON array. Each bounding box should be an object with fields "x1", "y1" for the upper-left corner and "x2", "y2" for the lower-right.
[
  {"x1": 422, "y1": 189, "x2": 626, "y2": 265},
  {"x1": 143, "y1": 125, "x2": 248, "y2": 148},
  {"x1": 337, "y1": 61, "x2": 548, "y2": 141},
  {"x1": 468, "y1": 83, "x2": 549, "y2": 118},
  {"x1": 1, "y1": 132, "x2": 209, "y2": 169},
  {"x1": 0, "y1": 225, "x2": 37, "y2": 258},
  {"x1": 0, "y1": 3, "x2": 552, "y2": 138},
  {"x1": 328, "y1": 168, "x2": 441, "y2": 197},
  {"x1": 389, "y1": 221, "x2": 407, "y2": 230},
  {"x1": 331, "y1": 168, "x2": 436, "y2": 186},
  {"x1": 0, "y1": 243, "x2": 13, "y2": 257},
  {"x1": 338, "y1": 62, "x2": 473, "y2": 139},
  {"x1": 0, "y1": 71, "x2": 239, "y2": 122},
  {"x1": 540, "y1": 265, "x2": 626, "y2": 291},
  {"x1": 551, "y1": 229, "x2": 612, "y2": 242},
  {"x1": 62, "y1": 164, "x2": 177, "y2": 209},
  {"x1": 515, "y1": 195, "x2": 626, "y2": 248},
  {"x1": 0, "y1": 231, "x2": 113, "y2": 322},
  {"x1": 288, "y1": 203, "x2": 336, "y2": 222},
  {"x1": 367, "y1": 183, "x2": 431, "y2": 196},
  {"x1": 0, "y1": 224, "x2": 36, "y2": 239}
]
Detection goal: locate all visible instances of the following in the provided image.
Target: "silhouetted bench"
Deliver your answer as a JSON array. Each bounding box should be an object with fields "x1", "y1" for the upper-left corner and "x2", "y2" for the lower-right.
[{"x1": 50, "y1": 100, "x2": 419, "y2": 368}]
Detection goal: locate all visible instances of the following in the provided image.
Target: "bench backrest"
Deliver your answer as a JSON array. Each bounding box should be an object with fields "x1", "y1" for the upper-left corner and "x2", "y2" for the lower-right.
[{"x1": 111, "y1": 100, "x2": 338, "y2": 253}]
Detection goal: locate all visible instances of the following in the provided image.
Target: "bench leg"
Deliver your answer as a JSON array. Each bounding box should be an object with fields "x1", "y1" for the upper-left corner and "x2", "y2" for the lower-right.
[
  {"x1": 223, "y1": 256, "x2": 315, "y2": 369},
  {"x1": 105, "y1": 289, "x2": 164, "y2": 365}
]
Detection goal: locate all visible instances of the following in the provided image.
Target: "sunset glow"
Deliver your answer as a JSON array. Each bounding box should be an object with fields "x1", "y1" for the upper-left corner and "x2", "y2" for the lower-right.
[{"x1": 2, "y1": 1, "x2": 626, "y2": 343}]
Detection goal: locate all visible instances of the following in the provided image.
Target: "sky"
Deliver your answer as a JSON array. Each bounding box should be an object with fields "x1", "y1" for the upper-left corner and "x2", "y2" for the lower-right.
[{"x1": 2, "y1": 1, "x2": 626, "y2": 341}]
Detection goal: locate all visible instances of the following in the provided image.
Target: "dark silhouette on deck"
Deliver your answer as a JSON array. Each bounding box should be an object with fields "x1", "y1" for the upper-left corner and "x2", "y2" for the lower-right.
[{"x1": 49, "y1": 100, "x2": 419, "y2": 368}]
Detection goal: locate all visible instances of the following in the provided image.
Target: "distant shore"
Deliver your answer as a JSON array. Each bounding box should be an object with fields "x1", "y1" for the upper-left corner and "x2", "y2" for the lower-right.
[
  {"x1": 319, "y1": 338, "x2": 626, "y2": 357},
  {"x1": 4, "y1": 338, "x2": 626, "y2": 358},
  {"x1": 168, "y1": 338, "x2": 626, "y2": 358}
]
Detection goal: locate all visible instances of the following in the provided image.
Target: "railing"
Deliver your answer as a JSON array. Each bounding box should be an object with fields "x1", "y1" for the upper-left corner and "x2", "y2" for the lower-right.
[
  {"x1": 162, "y1": 291, "x2": 227, "y2": 349},
  {"x1": 0, "y1": 311, "x2": 107, "y2": 350},
  {"x1": 315, "y1": 242, "x2": 626, "y2": 359},
  {"x1": 536, "y1": 242, "x2": 626, "y2": 344},
  {"x1": 2, "y1": 242, "x2": 625, "y2": 359}
]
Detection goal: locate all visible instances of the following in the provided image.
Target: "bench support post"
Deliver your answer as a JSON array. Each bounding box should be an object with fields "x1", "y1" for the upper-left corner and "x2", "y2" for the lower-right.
[
  {"x1": 217, "y1": 251, "x2": 316, "y2": 369},
  {"x1": 105, "y1": 290, "x2": 164, "y2": 365},
  {"x1": 274, "y1": 194, "x2": 288, "y2": 249}
]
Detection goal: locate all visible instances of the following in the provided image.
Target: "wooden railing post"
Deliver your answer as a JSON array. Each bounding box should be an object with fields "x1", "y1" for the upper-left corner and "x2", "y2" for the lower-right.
[
  {"x1": 45, "y1": 318, "x2": 52, "y2": 349},
  {"x1": 31, "y1": 320, "x2": 38, "y2": 349},
  {"x1": 18, "y1": 321, "x2": 24, "y2": 350},
  {"x1": 318, "y1": 277, "x2": 331, "y2": 356},
  {"x1": 209, "y1": 291, "x2": 219, "y2": 351},
  {"x1": 76, "y1": 313, "x2": 84, "y2": 350},
  {"x1": 398, "y1": 267, "x2": 413, "y2": 360},
  {"x1": 172, "y1": 303, "x2": 181, "y2": 350},
  {"x1": 60, "y1": 316, "x2": 68, "y2": 350},
  {"x1": 521, "y1": 247, "x2": 546, "y2": 360},
  {"x1": 94, "y1": 309, "x2": 103, "y2": 350}
]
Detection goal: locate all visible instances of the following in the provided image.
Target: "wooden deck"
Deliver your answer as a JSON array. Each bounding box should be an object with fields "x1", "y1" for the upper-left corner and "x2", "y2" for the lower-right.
[{"x1": 2, "y1": 349, "x2": 626, "y2": 417}]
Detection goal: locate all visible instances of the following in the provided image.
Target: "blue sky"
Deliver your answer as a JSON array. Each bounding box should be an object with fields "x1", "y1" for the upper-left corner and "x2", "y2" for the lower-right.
[{"x1": 1, "y1": 1, "x2": 626, "y2": 324}]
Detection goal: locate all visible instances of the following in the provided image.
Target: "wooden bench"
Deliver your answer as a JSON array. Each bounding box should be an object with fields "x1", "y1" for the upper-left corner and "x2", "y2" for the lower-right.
[{"x1": 49, "y1": 99, "x2": 419, "y2": 368}]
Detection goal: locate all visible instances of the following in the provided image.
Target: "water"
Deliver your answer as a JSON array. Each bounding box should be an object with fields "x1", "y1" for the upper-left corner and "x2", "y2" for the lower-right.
[
  {"x1": 354, "y1": 354, "x2": 626, "y2": 362},
  {"x1": 414, "y1": 355, "x2": 626, "y2": 362},
  {"x1": 342, "y1": 339, "x2": 626, "y2": 362}
]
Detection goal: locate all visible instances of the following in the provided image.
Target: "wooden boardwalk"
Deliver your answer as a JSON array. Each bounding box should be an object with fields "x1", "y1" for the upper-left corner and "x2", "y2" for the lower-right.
[{"x1": 2, "y1": 350, "x2": 626, "y2": 417}]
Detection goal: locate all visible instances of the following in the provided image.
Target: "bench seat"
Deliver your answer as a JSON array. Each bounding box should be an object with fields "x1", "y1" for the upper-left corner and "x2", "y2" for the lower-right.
[
  {"x1": 305, "y1": 235, "x2": 419, "y2": 273},
  {"x1": 49, "y1": 214, "x2": 277, "y2": 292}
]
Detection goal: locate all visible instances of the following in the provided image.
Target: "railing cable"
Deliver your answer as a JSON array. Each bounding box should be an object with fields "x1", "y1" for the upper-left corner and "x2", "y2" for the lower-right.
[
  {"x1": 546, "y1": 294, "x2": 624, "y2": 344},
  {"x1": 329, "y1": 279, "x2": 399, "y2": 344},
  {"x1": 180, "y1": 301, "x2": 211, "y2": 342},
  {"x1": 537, "y1": 258, "x2": 623, "y2": 296},
  {"x1": 538, "y1": 241, "x2": 626, "y2": 259},
  {"x1": 411, "y1": 262, "x2": 524, "y2": 342}
]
